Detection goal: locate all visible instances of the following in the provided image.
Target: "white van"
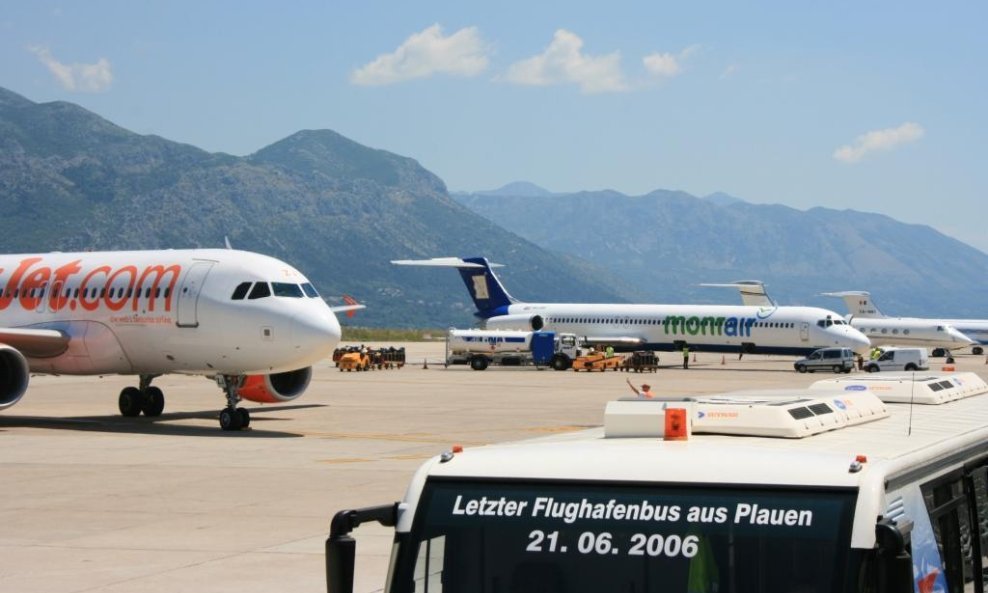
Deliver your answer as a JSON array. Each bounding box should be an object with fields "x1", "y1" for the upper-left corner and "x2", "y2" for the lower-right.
[
  {"x1": 793, "y1": 347, "x2": 855, "y2": 373},
  {"x1": 864, "y1": 347, "x2": 929, "y2": 372}
]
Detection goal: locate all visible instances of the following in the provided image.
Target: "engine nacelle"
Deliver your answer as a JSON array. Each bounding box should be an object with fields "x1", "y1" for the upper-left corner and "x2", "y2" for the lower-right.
[
  {"x1": 484, "y1": 314, "x2": 545, "y2": 332},
  {"x1": 237, "y1": 367, "x2": 312, "y2": 403},
  {"x1": 0, "y1": 344, "x2": 30, "y2": 411}
]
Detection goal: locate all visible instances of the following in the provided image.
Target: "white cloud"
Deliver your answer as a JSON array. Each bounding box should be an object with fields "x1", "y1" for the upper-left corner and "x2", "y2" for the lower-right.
[
  {"x1": 350, "y1": 24, "x2": 489, "y2": 86},
  {"x1": 833, "y1": 122, "x2": 925, "y2": 163},
  {"x1": 642, "y1": 45, "x2": 698, "y2": 80},
  {"x1": 502, "y1": 29, "x2": 627, "y2": 94},
  {"x1": 28, "y1": 45, "x2": 113, "y2": 93}
]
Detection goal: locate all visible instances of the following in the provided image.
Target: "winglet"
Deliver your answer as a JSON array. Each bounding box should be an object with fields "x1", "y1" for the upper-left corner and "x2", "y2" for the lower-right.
[{"x1": 330, "y1": 295, "x2": 366, "y2": 317}]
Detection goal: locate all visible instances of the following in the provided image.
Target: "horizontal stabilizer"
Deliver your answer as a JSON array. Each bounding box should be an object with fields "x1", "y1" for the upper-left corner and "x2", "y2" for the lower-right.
[{"x1": 391, "y1": 257, "x2": 503, "y2": 269}]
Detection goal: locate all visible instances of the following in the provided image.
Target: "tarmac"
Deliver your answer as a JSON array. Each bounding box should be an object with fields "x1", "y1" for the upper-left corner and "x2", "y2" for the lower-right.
[{"x1": 2, "y1": 343, "x2": 985, "y2": 593}]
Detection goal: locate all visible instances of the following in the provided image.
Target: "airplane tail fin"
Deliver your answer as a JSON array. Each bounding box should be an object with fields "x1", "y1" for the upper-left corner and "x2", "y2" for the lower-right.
[
  {"x1": 391, "y1": 257, "x2": 517, "y2": 315},
  {"x1": 821, "y1": 291, "x2": 885, "y2": 318},
  {"x1": 330, "y1": 294, "x2": 366, "y2": 317}
]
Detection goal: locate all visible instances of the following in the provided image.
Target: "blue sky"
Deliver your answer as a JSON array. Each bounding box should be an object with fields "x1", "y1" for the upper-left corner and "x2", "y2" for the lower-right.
[{"x1": 3, "y1": 1, "x2": 987, "y2": 252}]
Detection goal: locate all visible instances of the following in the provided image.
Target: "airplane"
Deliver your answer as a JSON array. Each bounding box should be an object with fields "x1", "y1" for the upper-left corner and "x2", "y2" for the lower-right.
[
  {"x1": 823, "y1": 291, "x2": 981, "y2": 356},
  {"x1": 0, "y1": 248, "x2": 349, "y2": 430},
  {"x1": 391, "y1": 257, "x2": 871, "y2": 367}
]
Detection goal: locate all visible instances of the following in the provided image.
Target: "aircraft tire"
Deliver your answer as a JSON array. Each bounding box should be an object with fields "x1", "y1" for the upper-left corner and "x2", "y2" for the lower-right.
[
  {"x1": 551, "y1": 355, "x2": 571, "y2": 371},
  {"x1": 119, "y1": 387, "x2": 145, "y2": 417},
  {"x1": 974, "y1": 346, "x2": 984, "y2": 355},
  {"x1": 142, "y1": 387, "x2": 165, "y2": 417},
  {"x1": 219, "y1": 408, "x2": 243, "y2": 431},
  {"x1": 931, "y1": 348, "x2": 946, "y2": 358},
  {"x1": 237, "y1": 407, "x2": 251, "y2": 428}
]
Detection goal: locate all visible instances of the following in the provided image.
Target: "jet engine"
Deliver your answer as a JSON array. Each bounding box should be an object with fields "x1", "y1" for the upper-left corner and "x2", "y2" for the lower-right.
[
  {"x1": 485, "y1": 314, "x2": 545, "y2": 332},
  {"x1": 0, "y1": 344, "x2": 30, "y2": 411},
  {"x1": 237, "y1": 367, "x2": 312, "y2": 403}
]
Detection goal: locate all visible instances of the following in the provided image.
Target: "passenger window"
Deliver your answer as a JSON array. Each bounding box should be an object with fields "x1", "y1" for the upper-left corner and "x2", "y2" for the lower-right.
[
  {"x1": 231, "y1": 282, "x2": 251, "y2": 300},
  {"x1": 922, "y1": 475, "x2": 977, "y2": 593},
  {"x1": 248, "y1": 282, "x2": 271, "y2": 300}
]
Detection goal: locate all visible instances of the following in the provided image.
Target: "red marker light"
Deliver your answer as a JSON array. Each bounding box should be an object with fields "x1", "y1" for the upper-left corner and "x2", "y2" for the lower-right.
[
  {"x1": 664, "y1": 408, "x2": 688, "y2": 441},
  {"x1": 855, "y1": 454, "x2": 868, "y2": 463},
  {"x1": 451, "y1": 444, "x2": 464, "y2": 453}
]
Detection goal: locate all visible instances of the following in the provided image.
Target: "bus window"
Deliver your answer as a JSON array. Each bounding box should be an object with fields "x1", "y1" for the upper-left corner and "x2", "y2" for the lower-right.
[
  {"x1": 390, "y1": 479, "x2": 858, "y2": 593},
  {"x1": 922, "y1": 475, "x2": 976, "y2": 593}
]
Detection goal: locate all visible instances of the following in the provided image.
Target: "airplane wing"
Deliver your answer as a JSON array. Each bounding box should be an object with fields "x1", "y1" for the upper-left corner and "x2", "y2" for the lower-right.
[
  {"x1": 582, "y1": 336, "x2": 646, "y2": 346},
  {"x1": 0, "y1": 327, "x2": 70, "y2": 358}
]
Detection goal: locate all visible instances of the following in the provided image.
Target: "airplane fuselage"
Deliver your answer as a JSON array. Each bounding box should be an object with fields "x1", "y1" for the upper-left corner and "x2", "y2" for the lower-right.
[
  {"x1": 486, "y1": 302, "x2": 871, "y2": 355},
  {"x1": 0, "y1": 249, "x2": 341, "y2": 376}
]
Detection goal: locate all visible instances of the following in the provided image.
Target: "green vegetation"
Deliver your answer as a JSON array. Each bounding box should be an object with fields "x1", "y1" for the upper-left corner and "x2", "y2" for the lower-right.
[{"x1": 340, "y1": 327, "x2": 446, "y2": 342}]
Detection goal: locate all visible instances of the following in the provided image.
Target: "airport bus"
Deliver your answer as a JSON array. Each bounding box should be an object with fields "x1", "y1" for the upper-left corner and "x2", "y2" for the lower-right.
[{"x1": 327, "y1": 373, "x2": 988, "y2": 593}]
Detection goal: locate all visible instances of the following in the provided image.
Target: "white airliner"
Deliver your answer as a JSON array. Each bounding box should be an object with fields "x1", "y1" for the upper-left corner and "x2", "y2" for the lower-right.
[
  {"x1": 392, "y1": 257, "x2": 871, "y2": 361},
  {"x1": 0, "y1": 249, "x2": 347, "y2": 430},
  {"x1": 823, "y1": 291, "x2": 980, "y2": 355}
]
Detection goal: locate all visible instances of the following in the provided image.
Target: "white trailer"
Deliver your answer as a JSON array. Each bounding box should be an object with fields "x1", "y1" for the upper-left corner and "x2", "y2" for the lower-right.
[
  {"x1": 327, "y1": 373, "x2": 988, "y2": 593},
  {"x1": 445, "y1": 328, "x2": 581, "y2": 371}
]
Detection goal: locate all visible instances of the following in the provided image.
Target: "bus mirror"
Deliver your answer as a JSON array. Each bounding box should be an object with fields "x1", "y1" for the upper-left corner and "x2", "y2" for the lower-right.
[
  {"x1": 326, "y1": 504, "x2": 400, "y2": 593},
  {"x1": 875, "y1": 518, "x2": 914, "y2": 593}
]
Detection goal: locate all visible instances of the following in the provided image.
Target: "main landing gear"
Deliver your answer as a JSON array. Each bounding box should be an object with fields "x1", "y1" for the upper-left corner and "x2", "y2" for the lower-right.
[
  {"x1": 216, "y1": 375, "x2": 251, "y2": 431},
  {"x1": 118, "y1": 374, "x2": 165, "y2": 418}
]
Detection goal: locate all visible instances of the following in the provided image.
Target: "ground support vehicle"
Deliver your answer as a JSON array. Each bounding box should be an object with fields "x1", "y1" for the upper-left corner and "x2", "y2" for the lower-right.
[
  {"x1": 621, "y1": 350, "x2": 659, "y2": 373},
  {"x1": 573, "y1": 352, "x2": 624, "y2": 371},
  {"x1": 372, "y1": 347, "x2": 406, "y2": 369},
  {"x1": 337, "y1": 350, "x2": 370, "y2": 372},
  {"x1": 793, "y1": 347, "x2": 855, "y2": 373},
  {"x1": 445, "y1": 329, "x2": 580, "y2": 371},
  {"x1": 328, "y1": 372, "x2": 988, "y2": 593},
  {"x1": 864, "y1": 347, "x2": 929, "y2": 372}
]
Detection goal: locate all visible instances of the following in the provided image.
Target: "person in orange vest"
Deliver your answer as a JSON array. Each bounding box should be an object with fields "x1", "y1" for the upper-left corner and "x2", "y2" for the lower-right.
[{"x1": 627, "y1": 378, "x2": 654, "y2": 399}]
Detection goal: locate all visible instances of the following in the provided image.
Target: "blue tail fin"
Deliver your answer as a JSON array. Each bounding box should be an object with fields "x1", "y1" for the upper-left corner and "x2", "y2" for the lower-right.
[{"x1": 457, "y1": 257, "x2": 517, "y2": 316}]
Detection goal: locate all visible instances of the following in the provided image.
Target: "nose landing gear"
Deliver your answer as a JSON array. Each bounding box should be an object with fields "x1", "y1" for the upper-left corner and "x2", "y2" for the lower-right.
[{"x1": 216, "y1": 374, "x2": 251, "y2": 431}]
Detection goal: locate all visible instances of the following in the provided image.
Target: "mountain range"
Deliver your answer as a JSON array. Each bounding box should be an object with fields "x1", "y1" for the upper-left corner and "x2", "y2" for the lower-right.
[{"x1": 1, "y1": 85, "x2": 985, "y2": 325}]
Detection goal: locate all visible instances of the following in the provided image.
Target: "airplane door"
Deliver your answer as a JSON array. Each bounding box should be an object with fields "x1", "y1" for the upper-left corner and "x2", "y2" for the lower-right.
[
  {"x1": 800, "y1": 322, "x2": 809, "y2": 341},
  {"x1": 176, "y1": 262, "x2": 215, "y2": 328}
]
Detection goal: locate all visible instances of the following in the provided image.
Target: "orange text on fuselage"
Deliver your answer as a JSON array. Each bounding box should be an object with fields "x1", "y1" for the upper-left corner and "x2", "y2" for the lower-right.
[{"x1": 0, "y1": 257, "x2": 182, "y2": 314}]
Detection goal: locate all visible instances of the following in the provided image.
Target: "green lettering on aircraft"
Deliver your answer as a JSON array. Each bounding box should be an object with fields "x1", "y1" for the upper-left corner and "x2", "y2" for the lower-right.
[{"x1": 664, "y1": 314, "x2": 755, "y2": 337}]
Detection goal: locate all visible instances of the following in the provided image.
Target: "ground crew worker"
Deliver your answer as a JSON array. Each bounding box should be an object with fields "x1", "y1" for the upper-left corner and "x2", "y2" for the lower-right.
[
  {"x1": 682, "y1": 345, "x2": 690, "y2": 369},
  {"x1": 605, "y1": 345, "x2": 614, "y2": 358},
  {"x1": 627, "y1": 379, "x2": 654, "y2": 399}
]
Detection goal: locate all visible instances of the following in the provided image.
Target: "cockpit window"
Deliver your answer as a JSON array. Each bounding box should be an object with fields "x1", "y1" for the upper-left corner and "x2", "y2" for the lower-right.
[
  {"x1": 231, "y1": 282, "x2": 252, "y2": 300},
  {"x1": 248, "y1": 282, "x2": 272, "y2": 300},
  {"x1": 301, "y1": 283, "x2": 319, "y2": 298},
  {"x1": 272, "y1": 282, "x2": 304, "y2": 298}
]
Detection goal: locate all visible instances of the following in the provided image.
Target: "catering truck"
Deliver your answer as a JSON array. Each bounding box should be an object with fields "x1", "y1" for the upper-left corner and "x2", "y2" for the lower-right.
[
  {"x1": 445, "y1": 329, "x2": 581, "y2": 370},
  {"x1": 327, "y1": 372, "x2": 988, "y2": 593}
]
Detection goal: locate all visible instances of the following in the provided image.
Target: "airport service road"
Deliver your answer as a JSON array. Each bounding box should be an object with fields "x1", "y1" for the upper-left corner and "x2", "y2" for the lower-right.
[{"x1": 1, "y1": 344, "x2": 985, "y2": 593}]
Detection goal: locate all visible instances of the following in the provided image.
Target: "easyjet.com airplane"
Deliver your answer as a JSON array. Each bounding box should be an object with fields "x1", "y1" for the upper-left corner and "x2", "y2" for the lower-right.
[{"x1": 0, "y1": 249, "x2": 346, "y2": 430}]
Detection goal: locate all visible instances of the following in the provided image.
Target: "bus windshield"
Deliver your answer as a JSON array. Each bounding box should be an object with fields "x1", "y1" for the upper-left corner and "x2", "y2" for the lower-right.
[{"x1": 388, "y1": 479, "x2": 857, "y2": 593}]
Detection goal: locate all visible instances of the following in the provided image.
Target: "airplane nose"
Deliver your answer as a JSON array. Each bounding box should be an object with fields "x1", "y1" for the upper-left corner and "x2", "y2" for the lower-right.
[
  {"x1": 846, "y1": 327, "x2": 872, "y2": 354},
  {"x1": 292, "y1": 308, "x2": 342, "y2": 358}
]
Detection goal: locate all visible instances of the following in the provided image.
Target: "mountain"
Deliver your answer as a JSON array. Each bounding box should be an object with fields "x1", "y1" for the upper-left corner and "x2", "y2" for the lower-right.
[
  {"x1": 0, "y1": 87, "x2": 636, "y2": 327},
  {"x1": 453, "y1": 188, "x2": 988, "y2": 318}
]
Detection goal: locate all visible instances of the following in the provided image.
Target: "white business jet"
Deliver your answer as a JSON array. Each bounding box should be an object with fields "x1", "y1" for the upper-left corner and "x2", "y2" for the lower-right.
[
  {"x1": 392, "y1": 257, "x2": 870, "y2": 367},
  {"x1": 0, "y1": 249, "x2": 348, "y2": 430},
  {"x1": 823, "y1": 291, "x2": 979, "y2": 356}
]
